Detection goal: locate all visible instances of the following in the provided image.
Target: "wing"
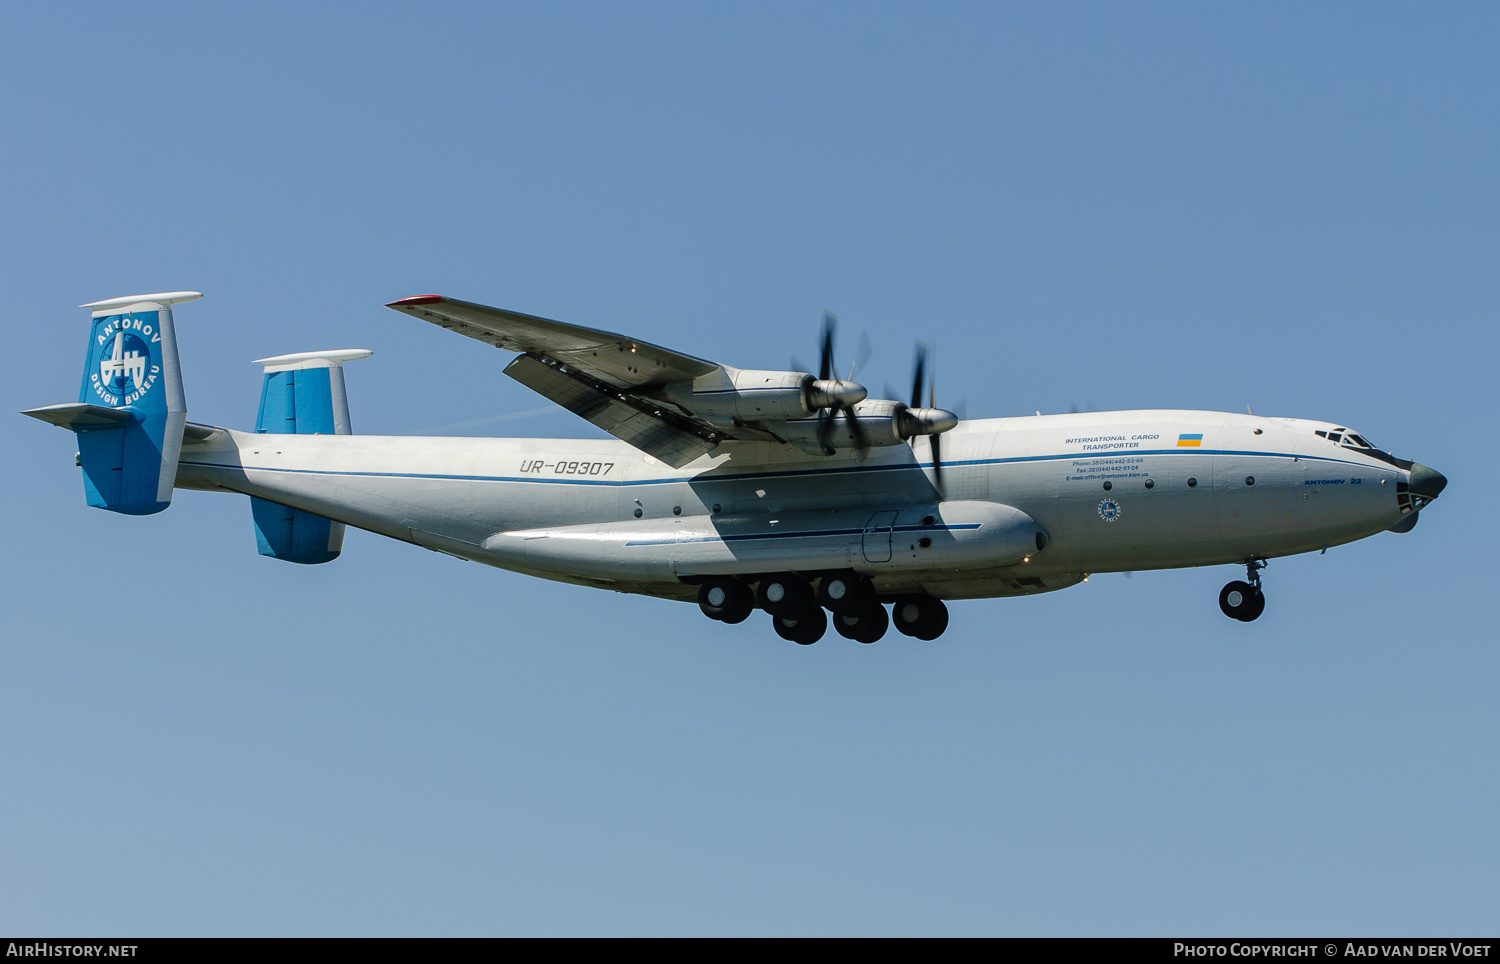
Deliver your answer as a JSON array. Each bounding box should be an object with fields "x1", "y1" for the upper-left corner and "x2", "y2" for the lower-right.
[
  {"x1": 387, "y1": 295, "x2": 717, "y2": 389},
  {"x1": 387, "y1": 295, "x2": 738, "y2": 467}
]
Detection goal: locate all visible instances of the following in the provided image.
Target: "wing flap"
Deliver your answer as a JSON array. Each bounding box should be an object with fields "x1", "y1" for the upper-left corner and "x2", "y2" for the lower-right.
[
  {"x1": 504, "y1": 354, "x2": 717, "y2": 468},
  {"x1": 388, "y1": 295, "x2": 718, "y2": 389}
]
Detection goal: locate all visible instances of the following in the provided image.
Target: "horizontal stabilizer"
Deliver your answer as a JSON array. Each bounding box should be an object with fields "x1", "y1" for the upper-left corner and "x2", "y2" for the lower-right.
[
  {"x1": 21, "y1": 402, "x2": 136, "y2": 430},
  {"x1": 26, "y1": 405, "x2": 225, "y2": 446}
]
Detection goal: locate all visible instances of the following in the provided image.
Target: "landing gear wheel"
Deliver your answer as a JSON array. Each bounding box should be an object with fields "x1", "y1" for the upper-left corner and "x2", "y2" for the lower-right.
[
  {"x1": 818, "y1": 571, "x2": 874, "y2": 615},
  {"x1": 758, "y1": 573, "x2": 814, "y2": 617},
  {"x1": 1218, "y1": 581, "x2": 1265, "y2": 622},
  {"x1": 773, "y1": 605, "x2": 828, "y2": 645},
  {"x1": 698, "y1": 578, "x2": 753, "y2": 624},
  {"x1": 891, "y1": 595, "x2": 949, "y2": 640},
  {"x1": 1243, "y1": 587, "x2": 1266, "y2": 621},
  {"x1": 832, "y1": 601, "x2": 889, "y2": 643}
]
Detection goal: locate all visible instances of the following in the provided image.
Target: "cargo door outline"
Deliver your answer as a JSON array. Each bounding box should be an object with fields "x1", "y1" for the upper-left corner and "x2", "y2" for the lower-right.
[{"x1": 862, "y1": 510, "x2": 898, "y2": 563}]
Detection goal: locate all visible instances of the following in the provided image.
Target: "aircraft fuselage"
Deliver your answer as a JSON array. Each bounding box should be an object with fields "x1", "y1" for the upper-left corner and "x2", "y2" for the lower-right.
[{"x1": 174, "y1": 408, "x2": 1424, "y2": 603}]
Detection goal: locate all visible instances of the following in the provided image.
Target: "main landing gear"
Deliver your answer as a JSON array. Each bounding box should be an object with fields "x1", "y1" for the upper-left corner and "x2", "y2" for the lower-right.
[
  {"x1": 1219, "y1": 559, "x2": 1267, "y2": 622},
  {"x1": 696, "y1": 571, "x2": 951, "y2": 644}
]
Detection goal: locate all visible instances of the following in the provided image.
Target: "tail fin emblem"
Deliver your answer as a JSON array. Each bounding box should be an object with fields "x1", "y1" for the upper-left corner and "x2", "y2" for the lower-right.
[{"x1": 99, "y1": 332, "x2": 148, "y2": 393}]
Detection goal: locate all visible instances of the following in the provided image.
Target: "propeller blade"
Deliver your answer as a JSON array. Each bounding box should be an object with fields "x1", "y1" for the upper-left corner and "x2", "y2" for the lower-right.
[
  {"x1": 849, "y1": 331, "x2": 873, "y2": 382},
  {"x1": 952, "y1": 398, "x2": 968, "y2": 421},
  {"x1": 816, "y1": 409, "x2": 835, "y2": 454},
  {"x1": 843, "y1": 405, "x2": 869, "y2": 453},
  {"x1": 931, "y1": 432, "x2": 944, "y2": 495},
  {"x1": 928, "y1": 350, "x2": 936, "y2": 411},
  {"x1": 819, "y1": 312, "x2": 836, "y2": 381},
  {"x1": 910, "y1": 342, "x2": 928, "y2": 409}
]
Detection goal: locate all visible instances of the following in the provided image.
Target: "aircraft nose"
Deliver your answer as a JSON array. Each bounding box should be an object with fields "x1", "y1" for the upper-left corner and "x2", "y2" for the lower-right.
[{"x1": 1408, "y1": 463, "x2": 1448, "y2": 500}]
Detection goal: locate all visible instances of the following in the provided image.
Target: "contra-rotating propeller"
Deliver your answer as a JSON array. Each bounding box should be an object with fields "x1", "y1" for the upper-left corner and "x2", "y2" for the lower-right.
[
  {"x1": 898, "y1": 342, "x2": 960, "y2": 493},
  {"x1": 804, "y1": 312, "x2": 870, "y2": 455}
]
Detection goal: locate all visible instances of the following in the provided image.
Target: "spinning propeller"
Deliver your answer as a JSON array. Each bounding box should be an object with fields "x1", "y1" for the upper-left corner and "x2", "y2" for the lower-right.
[
  {"x1": 898, "y1": 343, "x2": 960, "y2": 493},
  {"x1": 803, "y1": 312, "x2": 869, "y2": 455}
]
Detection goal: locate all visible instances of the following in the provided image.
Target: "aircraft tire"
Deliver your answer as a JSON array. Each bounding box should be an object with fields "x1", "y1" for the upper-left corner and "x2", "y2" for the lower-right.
[
  {"x1": 892, "y1": 595, "x2": 948, "y2": 639},
  {"x1": 1242, "y1": 588, "x2": 1266, "y2": 621},
  {"x1": 773, "y1": 605, "x2": 827, "y2": 645},
  {"x1": 1218, "y1": 581, "x2": 1264, "y2": 622},
  {"x1": 699, "y1": 578, "x2": 753, "y2": 623},
  {"x1": 818, "y1": 571, "x2": 874, "y2": 615},
  {"x1": 853, "y1": 602, "x2": 889, "y2": 643},
  {"x1": 758, "y1": 573, "x2": 814, "y2": 617},
  {"x1": 915, "y1": 599, "x2": 949, "y2": 640},
  {"x1": 832, "y1": 601, "x2": 888, "y2": 643}
]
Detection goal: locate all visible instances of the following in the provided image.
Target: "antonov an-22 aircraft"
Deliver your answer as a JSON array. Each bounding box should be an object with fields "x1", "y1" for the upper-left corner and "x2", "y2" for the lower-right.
[{"x1": 24, "y1": 291, "x2": 1447, "y2": 644}]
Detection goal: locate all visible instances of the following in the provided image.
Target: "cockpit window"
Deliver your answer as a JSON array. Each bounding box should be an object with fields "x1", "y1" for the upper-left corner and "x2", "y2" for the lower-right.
[{"x1": 1314, "y1": 428, "x2": 1378, "y2": 450}]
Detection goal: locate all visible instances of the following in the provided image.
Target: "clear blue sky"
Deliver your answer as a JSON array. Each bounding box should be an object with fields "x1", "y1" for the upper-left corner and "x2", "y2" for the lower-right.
[{"x1": 3, "y1": 2, "x2": 1495, "y2": 936}]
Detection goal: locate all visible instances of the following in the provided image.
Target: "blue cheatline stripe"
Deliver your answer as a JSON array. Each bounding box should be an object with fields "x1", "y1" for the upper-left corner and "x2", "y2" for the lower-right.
[
  {"x1": 179, "y1": 446, "x2": 1378, "y2": 490},
  {"x1": 623, "y1": 522, "x2": 983, "y2": 547}
]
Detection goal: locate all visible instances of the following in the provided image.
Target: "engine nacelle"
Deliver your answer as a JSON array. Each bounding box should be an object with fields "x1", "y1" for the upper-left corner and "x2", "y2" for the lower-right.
[
  {"x1": 666, "y1": 368, "x2": 813, "y2": 421},
  {"x1": 667, "y1": 366, "x2": 870, "y2": 424},
  {"x1": 778, "y1": 398, "x2": 908, "y2": 453}
]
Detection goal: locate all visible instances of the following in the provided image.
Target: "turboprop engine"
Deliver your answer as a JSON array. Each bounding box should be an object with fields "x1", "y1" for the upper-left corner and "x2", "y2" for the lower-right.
[
  {"x1": 663, "y1": 367, "x2": 868, "y2": 422},
  {"x1": 776, "y1": 398, "x2": 958, "y2": 453}
]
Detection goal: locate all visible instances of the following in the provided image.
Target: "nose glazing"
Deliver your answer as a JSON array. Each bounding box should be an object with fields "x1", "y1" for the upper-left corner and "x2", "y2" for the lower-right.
[{"x1": 1408, "y1": 463, "x2": 1448, "y2": 500}]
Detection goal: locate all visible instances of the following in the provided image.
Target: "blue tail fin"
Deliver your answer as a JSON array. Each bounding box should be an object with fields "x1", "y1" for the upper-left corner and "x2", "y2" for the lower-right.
[
  {"x1": 249, "y1": 349, "x2": 372, "y2": 565},
  {"x1": 23, "y1": 292, "x2": 199, "y2": 515}
]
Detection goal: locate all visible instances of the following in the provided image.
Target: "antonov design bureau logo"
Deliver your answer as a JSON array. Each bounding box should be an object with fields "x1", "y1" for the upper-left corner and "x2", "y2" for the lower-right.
[{"x1": 89, "y1": 314, "x2": 161, "y2": 406}]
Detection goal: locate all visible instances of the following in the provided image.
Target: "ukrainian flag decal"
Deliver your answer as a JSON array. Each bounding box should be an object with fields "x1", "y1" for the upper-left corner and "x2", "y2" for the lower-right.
[{"x1": 1177, "y1": 433, "x2": 1203, "y2": 447}]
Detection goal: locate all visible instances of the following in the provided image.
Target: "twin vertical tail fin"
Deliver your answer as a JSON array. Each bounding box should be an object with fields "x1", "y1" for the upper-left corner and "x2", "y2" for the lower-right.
[
  {"x1": 23, "y1": 291, "x2": 200, "y2": 515},
  {"x1": 249, "y1": 349, "x2": 372, "y2": 564},
  {"x1": 25, "y1": 294, "x2": 375, "y2": 565}
]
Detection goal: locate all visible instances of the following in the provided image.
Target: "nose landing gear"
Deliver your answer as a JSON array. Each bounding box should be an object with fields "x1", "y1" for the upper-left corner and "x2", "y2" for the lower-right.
[{"x1": 1219, "y1": 558, "x2": 1267, "y2": 622}]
